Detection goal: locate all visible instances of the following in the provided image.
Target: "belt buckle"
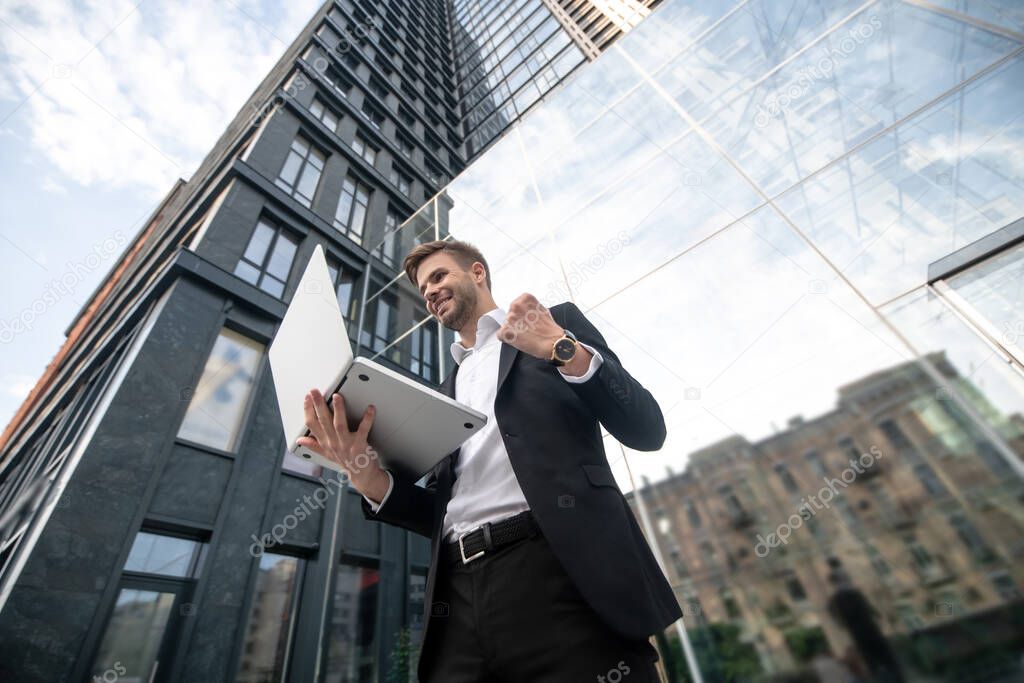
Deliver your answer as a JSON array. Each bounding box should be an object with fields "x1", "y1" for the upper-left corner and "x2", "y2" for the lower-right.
[{"x1": 458, "y1": 528, "x2": 485, "y2": 565}]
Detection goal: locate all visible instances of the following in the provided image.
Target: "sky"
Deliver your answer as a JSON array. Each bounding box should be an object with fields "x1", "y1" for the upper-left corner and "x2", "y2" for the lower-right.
[{"x1": 0, "y1": 0, "x2": 322, "y2": 430}]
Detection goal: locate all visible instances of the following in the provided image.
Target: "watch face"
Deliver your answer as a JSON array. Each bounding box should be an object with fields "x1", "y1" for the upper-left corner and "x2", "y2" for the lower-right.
[{"x1": 554, "y1": 338, "x2": 576, "y2": 361}]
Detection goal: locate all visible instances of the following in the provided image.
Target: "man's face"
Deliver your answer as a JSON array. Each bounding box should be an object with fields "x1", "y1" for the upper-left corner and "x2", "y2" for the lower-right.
[{"x1": 416, "y1": 251, "x2": 480, "y2": 331}]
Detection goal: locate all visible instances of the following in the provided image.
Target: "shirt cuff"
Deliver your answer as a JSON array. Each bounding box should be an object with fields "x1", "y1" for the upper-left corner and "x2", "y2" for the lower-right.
[
  {"x1": 363, "y1": 470, "x2": 394, "y2": 513},
  {"x1": 558, "y1": 342, "x2": 603, "y2": 383}
]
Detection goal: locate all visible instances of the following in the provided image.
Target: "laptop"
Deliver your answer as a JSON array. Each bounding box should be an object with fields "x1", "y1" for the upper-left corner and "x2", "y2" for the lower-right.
[{"x1": 269, "y1": 245, "x2": 487, "y2": 478}]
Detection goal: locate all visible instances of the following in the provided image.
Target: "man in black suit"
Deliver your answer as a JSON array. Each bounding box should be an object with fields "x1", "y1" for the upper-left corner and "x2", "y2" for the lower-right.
[{"x1": 299, "y1": 239, "x2": 681, "y2": 681}]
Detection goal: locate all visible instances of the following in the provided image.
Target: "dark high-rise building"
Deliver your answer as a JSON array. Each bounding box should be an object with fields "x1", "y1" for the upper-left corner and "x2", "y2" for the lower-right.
[{"x1": 0, "y1": 1, "x2": 659, "y2": 681}]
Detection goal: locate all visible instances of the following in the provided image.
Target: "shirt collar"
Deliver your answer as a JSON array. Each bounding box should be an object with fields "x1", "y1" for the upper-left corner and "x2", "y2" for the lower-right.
[{"x1": 450, "y1": 307, "x2": 506, "y2": 365}]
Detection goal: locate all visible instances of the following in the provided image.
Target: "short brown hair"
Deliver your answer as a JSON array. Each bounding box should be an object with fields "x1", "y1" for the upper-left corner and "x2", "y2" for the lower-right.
[{"x1": 403, "y1": 239, "x2": 491, "y2": 292}]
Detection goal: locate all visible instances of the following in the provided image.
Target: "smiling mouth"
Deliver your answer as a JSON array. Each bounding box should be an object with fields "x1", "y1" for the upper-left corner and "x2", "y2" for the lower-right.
[{"x1": 435, "y1": 295, "x2": 452, "y2": 316}]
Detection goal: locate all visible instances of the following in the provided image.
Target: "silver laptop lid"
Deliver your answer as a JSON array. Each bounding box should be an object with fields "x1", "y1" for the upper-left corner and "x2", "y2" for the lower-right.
[{"x1": 268, "y1": 244, "x2": 353, "y2": 451}]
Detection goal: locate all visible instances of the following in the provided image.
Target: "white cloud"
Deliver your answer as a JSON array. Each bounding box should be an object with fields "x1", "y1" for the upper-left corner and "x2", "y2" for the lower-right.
[
  {"x1": 5, "y1": 372, "x2": 37, "y2": 398},
  {"x1": 0, "y1": 0, "x2": 321, "y2": 199}
]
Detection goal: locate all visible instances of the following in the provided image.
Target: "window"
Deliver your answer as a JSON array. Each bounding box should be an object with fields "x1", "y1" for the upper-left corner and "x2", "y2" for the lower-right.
[
  {"x1": 655, "y1": 509, "x2": 670, "y2": 535},
  {"x1": 369, "y1": 77, "x2": 389, "y2": 101},
  {"x1": 669, "y1": 549, "x2": 688, "y2": 578},
  {"x1": 327, "y1": 260, "x2": 357, "y2": 325},
  {"x1": 949, "y1": 512, "x2": 995, "y2": 562},
  {"x1": 124, "y1": 532, "x2": 206, "y2": 577},
  {"x1": 375, "y1": 212, "x2": 399, "y2": 268},
  {"x1": 425, "y1": 161, "x2": 444, "y2": 186},
  {"x1": 234, "y1": 218, "x2": 299, "y2": 298},
  {"x1": 389, "y1": 166, "x2": 411, "y2": 196},
  {"x1": 334, "y1": 177, "x2": 371, "y2": 243},
  {"x1": 785, "y1": 576, "x2": 807, "y2": 601},
  {"x1": 398, "y1": 104, "x2": 415, "y2": 127},
  {"x1": 774, "y1": 463, "x2": 799, "y2": 493},
  {"x1": 866, "y1": 544, "x2": 891, "y2": 576},
  {"x1": 397, "y1": 134, "x2": 414, "y2": 159},
  {"x1": 410, "y1": 318, "x2": 437, "y2": 382},
  {"x1": 904, "y1": 534, "x2": 935, "y2": 570},
  {"x1": 177, "y1": 328, "x2": 264, "y2": 451},
  {"x1": 836, "y1": 436, "x2": 861, "y2": 463},
  {"x1": 325, "y1": 561, "x2": 380, "y2": 681},
  {"x1": 718, "y1": 484, "x2": 747, "y2": 520},
  {"x1": 351, "y1": 134, "x2": 378, "y2": 166},
  {"x1": 275, "y1": 134, "x2": 325, "y2": 207},
  {"x1": 309, "y1": 97, "x2": 339, "y2": 133},
  {"x1": 914, "y1": 462, "x2": 947, "y2": 496},
  {"x1": 879, "y1": 419, "x2": 915, "y2": 452},
  {"x1": 720, "y1": 588, "x2": 741, "y2": 619},
  {"x1": 685, "y1": 501, "x2": 702, "y2": 528},
  {"x1": 323, "y1": 64, "x2": 352, "y2": 98},
  {"x1": 804, "y1": 450, "x2": 827, "y2": 476},
  {"x1": 424, "y1": 131, "x2": 441, "y2": 154},
  {"x1": 991, "y1": 571, "x2": 1020, "y2": 600},
  {"x1": 361, "y1": 292, "x2": 397, "y2": 355},
  {"x1": 236, "y1": 553, "x2": 303, "y2": 682},
  {"x1": 360, "y1": 100, "x2": 384, "y2": 130},
  {"x1": 88, "y1": 531, "x2": 207, "y2": 682}
]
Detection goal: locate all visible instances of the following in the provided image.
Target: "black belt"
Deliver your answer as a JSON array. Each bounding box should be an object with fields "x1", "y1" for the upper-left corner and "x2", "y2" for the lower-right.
[{"x1": 444, "y1": 510, "x2": 540, "y2": 566}]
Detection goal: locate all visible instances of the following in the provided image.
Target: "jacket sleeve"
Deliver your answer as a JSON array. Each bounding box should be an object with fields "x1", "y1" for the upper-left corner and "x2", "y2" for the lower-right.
[
  {"x1": 556, "y1": 301, "x2": 667, "y2": 451},
  {"x1": 359, "y1": 463, "x2": 439, "y2": 539}
]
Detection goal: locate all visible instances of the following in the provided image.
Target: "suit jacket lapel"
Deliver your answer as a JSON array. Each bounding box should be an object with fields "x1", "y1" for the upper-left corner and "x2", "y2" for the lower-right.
[{"x1": 496, "y1": 342, "x2": 518, "y2": 395}]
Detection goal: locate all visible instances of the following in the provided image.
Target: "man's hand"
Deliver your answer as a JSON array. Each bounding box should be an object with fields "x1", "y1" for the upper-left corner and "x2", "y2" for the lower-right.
[
  {"x1": 497, "y1": 294, "x2": 566, "y2": 359},
  {"x1": 296, "y1": 389, "x2": 390, "y2": 503},
  {"x1": 497, "y1": 294, "x2": 592, "y2": 375}
]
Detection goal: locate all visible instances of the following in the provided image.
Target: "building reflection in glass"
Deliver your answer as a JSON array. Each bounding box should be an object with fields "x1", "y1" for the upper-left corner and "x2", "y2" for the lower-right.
[
  {"x1": 628, "y1": 353, "x2": 1023, "y2": 680},
  {"x1": 325, "y1": 563, "x2": 380, "y2": 683}
]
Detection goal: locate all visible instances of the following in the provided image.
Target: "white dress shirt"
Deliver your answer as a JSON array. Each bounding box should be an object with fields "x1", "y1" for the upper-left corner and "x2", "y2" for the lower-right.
[{"x1": 365, "y1": 307, "x2": 603, "y2": 543}]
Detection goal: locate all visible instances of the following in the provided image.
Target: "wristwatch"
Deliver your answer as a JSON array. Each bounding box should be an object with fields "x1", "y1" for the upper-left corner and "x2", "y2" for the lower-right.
[{"x1": 548, "y1": 328, "x2": 578, "y2": 366}]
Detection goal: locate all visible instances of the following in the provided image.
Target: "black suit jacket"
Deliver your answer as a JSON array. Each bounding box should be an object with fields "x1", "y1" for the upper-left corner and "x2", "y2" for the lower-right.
[{"x1": 360, "y1": 302, "x2": 682, "y2": 656}]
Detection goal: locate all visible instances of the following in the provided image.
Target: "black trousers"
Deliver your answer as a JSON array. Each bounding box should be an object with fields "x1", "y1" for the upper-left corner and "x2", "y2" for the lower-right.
[{"x1": 420, "y1": 525, "x2": 662, "y2": 682}]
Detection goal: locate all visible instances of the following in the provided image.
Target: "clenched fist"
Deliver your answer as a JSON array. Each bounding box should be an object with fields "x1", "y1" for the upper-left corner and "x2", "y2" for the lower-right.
[{"x1": 497, "y1": 294, "x2": 564, "y2": 360}]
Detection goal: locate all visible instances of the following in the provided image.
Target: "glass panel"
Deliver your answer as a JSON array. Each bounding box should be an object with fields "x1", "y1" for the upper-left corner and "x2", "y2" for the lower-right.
[
  {"x1": 324, "y1": 564, "x2": 380, "y2": 683},
  {"x1": 336, "y1": 179, "x2": 355, "y2": 230},
  {"x1": 879, "y1": 287, "x2": 1024, "y2": 470},
  {"x1": 296, "y1": 157, "x2": 323, "y2": 204},
  {"x1": 704, "y1": 0, "x2": 1020, "y2": 197},
  {"x1": 124, "y1": 532, "x2": 201, "y2": 577},
  {"x1": 776, "y1": 54, "x2": 1024, "y2": 304},
  {"x1": 265, "y1": 232, "x2": 298, "y2": 282},
  {"x1": 176, "y1": 328, "x2": 264, "y2": 451},
  {"x1": 947, "y1": 241, "x2": 1024, "y2": 361},
  {"x1": 278, "y1": 149, "x2": 303, "y2": 187},
  {"x1": 236, "y1": 554, "x2": 300, "y2": 683},
  {"x1": 234, "y1": 260, "x2": 261, "y2": 286},
  {"x1": 90, "y1": 588, "x2": 175, "y2": 682},
  {"x1": 242, "y1": 220, "x2": 275, "y2": 264}
]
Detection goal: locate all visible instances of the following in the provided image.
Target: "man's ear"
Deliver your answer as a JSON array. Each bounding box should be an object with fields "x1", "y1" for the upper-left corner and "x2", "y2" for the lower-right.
[{"x1": 472, "y1": 261, "x2": 487, "y2": 285}]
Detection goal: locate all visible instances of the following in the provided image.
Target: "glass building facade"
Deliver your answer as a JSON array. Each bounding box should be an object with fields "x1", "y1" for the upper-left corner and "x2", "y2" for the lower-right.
[{"x1": 367, "y1": 0, "x2": 1024, "y2": 680}]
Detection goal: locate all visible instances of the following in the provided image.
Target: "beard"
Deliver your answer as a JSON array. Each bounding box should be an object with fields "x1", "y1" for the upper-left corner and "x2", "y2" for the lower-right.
[{"x1": 436, "y1": 282, "x2": 477, "y2": 331}]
